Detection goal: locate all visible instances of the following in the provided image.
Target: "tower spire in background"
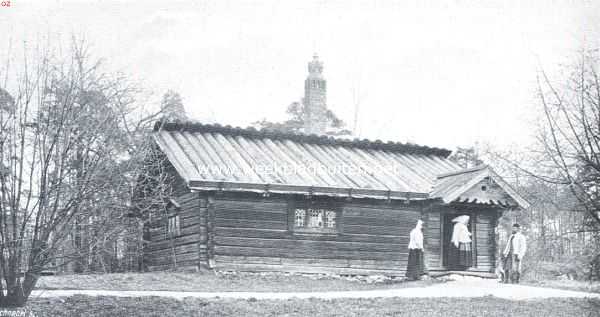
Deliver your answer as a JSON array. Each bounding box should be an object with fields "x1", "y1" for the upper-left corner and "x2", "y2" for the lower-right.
[{"x1": 303, "y1": 54, "x2": 327, "y2": 134}]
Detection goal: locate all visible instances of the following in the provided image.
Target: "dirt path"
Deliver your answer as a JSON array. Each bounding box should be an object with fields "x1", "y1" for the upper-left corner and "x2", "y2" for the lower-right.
[{"x1": 29, "y1": 276, "x2": 599, "y2": 301}]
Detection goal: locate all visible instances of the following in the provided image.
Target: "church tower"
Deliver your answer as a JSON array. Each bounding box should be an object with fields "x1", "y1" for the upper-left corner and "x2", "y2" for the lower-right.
[{"x1": 303, "y1": 54, "x2": 327, "y2": 135}]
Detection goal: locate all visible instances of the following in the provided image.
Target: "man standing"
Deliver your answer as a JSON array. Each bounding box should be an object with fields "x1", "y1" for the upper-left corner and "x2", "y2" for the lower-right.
[{"x1": 502, "y1": 223, "x2": 527, "y2": 283}]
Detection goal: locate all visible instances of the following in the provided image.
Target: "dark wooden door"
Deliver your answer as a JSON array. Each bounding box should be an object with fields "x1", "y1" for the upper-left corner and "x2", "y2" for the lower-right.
[{"x1": 442, "y1": 213, "x2": 475, "y2": 269}]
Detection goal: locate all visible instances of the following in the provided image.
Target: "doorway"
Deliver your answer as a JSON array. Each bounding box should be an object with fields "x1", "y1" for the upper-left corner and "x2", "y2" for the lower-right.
[{"x1": 442, "y1": 213, "x2": 476, "y2": 270}]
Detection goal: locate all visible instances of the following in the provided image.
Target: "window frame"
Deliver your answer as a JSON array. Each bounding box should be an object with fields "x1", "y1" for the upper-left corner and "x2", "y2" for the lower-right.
[
  {"x1": 288, "y1": 200, "x2": 341, "y2": 235},
  {"x1": 166, "y1": 214, "x2": 181, "y2": 237}
]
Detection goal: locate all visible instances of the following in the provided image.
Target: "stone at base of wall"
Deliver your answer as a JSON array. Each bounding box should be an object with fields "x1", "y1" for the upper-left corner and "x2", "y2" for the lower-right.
[
  {"x1": 429, "y1": 270, "x2": 497, "y2": 279},
  {"x1": 213, "y1": 270, "x2": 410, "y2": 284},
  {"x1": 147, "y1": 265, "x2": 205, "y2": 273}
]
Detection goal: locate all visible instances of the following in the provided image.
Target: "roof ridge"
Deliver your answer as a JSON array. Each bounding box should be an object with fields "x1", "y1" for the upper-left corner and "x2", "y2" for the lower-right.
[
  {"x1": 153, "y1": 120, "x2": 452, "y2": 157},
  {"x1": 436, "y1": 164, "x2": 489, "y2": 179}
]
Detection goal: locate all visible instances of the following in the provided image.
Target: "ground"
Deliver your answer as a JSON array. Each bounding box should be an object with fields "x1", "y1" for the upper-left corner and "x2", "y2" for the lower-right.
[
  {"x1": 34, "y1": 271, "x2": 440, "y2": 292},
  {"x1": 21, "y1": 296, "x2": 600, "y2": 317},
  {"x1": 3, "y1": 272, "x2": 598, "y2": 316},
  {"x1": 30, "y1": 274, "x2": 600, "y2": 301},
  {"x1": 524, "y1": 278, "x2": 600, "y2": 294}
]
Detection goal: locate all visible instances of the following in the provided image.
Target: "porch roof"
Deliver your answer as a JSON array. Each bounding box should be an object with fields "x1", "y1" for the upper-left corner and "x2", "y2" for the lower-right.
[{"x1": 430, "y1": 165, "x2": 530, "y2": 209}]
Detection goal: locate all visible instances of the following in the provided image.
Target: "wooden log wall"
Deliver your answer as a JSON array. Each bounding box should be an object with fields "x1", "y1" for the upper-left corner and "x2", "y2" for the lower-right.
[
  {"x1": 211, "y1": 194, "x2": 422, "y2": 276},
  {"x1": 142, "y1": 177, "x2": 502, "y2": 274},
  {"x1": 423, "y1": 209, "x2": 442, "y2": 269},
  {"x1": 474, "y1": 211, "x2": 498, "y2": 272},
  {"x1": 145, "y1": 190, "x2": 209, "y2": 271}
]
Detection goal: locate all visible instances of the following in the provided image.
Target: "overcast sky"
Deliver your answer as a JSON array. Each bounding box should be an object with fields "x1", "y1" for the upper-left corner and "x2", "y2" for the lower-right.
[{"x1": 2, "y1": 0, "x2": 599, "y2": 150}]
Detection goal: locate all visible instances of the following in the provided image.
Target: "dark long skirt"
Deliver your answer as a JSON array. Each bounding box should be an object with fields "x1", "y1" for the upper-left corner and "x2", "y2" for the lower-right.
[
  {"x1": 449, "y1": 242, "x2": 472, "y2": 269},
  {"x1": 405, "y1": 249, "x2": 425, "y2": 280}
]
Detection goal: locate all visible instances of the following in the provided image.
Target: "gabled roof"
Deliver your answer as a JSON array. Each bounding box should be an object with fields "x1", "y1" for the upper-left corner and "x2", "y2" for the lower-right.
[
  {"x1": 430, "y1": 165, "x2": 530, "y2": 209},
  {"x1": 153, "y1": 121, "x2": 461, "y2": 200},
  {"x1": 152, "y1": 121, "x2": 529, "y2": 208}
]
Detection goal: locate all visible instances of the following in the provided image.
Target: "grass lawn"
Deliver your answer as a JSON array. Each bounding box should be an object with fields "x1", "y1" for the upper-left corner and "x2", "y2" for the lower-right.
[
  {"x1": 16, "y1": 296, "x2": 599, "y2": 317},
  {"x1": 28, "y1": 272, "x2": 600, "y2": 316},
  {"x1": 35, "y1": 271, "x2": 442, "y2": 292}
]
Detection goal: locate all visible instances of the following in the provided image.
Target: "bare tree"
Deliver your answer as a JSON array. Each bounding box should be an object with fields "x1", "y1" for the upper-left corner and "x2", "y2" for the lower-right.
[
  {"x1": 449, "y1": 146, "x2": 484, "y2": 169},
  {"x1": 0, "y1": 37, "x2": 169, "y2": 306},
  {"x1": 534, "y1": 50, "x2": 600, "y2": 227},
  {"x1": 483, "y1": 51, "x2": 600, "y2": 280}
]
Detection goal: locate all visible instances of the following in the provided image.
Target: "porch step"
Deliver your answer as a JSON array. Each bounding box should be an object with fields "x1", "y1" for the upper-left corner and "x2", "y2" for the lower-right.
[{"x1": 429, "y1": 270, "x2": 497, "y2": 279}]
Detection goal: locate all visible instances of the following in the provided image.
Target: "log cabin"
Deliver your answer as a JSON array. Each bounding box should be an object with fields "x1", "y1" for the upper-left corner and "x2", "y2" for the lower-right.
[{"x1": 139, "y1": 121, "x2": 529, "y2": 276}]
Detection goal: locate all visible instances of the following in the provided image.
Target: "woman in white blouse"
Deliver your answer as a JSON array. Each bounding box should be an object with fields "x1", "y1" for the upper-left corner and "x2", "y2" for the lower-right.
[
  {"x1": 406, "y1": 219, "x2": 426, "y2": 280},
  {"x1": 450, "y1": 215, "x2": 473, "y2": 269}
]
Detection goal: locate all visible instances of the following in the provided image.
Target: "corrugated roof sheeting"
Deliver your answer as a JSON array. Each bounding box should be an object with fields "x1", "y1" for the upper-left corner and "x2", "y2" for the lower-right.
[
  {"x1": 154, "y1": 128, "x2": 462, "y2": 197},
  {"x1": 430, "y1": 166, "x2": 489, "y2": 201},
  {"x1": 153, "y1": 123, "x2": 530, "y2": 207}
]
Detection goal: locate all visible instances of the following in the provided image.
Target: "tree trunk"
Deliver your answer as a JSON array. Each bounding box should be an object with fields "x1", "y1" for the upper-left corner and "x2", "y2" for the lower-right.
[
  {"x1": 0, "y1": 272, "x2": 39, "y2": 308},
  {"x1": 540, "y1": 207, "x2": 546, "y2": 261}
]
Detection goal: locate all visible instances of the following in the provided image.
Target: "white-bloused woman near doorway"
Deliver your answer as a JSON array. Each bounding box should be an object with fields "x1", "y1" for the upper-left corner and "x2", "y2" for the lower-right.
[
  {"x1": 450, "y1": 215, "x2": 472, "y2": 270},
  {"x1": 406, "y1": 219, "x2": 426, "y2": 280}
]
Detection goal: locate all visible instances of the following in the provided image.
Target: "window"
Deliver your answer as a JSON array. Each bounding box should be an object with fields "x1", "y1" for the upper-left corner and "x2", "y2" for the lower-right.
[
  {"x1": 324, "y1": 210, "x2": 336, "y2": 228},
  {"x1": 167, "y1": 215, "x2": 181, "y2": 237},
  {"x1": 292, "y1": 206, "x2": 338, "y2": 233},
  {"x1": 308, "y1": 209, "x2": 323, "y2": 227},
  {"x1": 295, "y1": 209, "x2": 306, "y2": 227}
]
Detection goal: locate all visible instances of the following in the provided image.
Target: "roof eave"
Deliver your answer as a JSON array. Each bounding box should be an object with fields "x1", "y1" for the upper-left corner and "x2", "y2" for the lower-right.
[
  {"x1": 187, "y1": 179, "x2": 429, "y2": 201},
  {"x1": 488, "y1": 169, "x2": 531, "y2": 209}
]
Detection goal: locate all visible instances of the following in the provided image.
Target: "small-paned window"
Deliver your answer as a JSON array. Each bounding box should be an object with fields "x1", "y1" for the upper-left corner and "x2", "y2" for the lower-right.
[
  {"x1": 167, "y1": 215, "x2": 181, "y2": 237},
  {"x1": 292, "y1": 206, "x2": 339, "y2": 234},
  {"x1": 308, "y1": 209, "x2": 323, "y2": 227},
  {"x1": 324, "y1": 210, "x2": 336, "y2": 228},
  {"x1": 295, "y1": 209, "x2": 306, "y2": 227}
]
